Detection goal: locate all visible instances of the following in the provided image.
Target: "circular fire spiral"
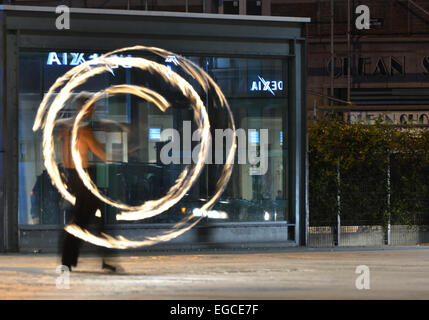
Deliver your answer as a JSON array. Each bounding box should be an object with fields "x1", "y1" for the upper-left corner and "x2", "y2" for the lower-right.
[{"x1": 33, "y1": 46, "x2": 236, "y2": 248}]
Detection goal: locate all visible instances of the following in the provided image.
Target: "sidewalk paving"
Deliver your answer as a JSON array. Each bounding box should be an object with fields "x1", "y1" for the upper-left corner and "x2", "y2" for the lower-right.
[{"x1": 0, "y1": 247, "x2": 428, "y2": 299}]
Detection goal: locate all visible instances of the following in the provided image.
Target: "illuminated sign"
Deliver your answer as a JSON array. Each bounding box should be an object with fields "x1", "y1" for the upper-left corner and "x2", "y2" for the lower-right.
[
  {"x1": 348, "y1": 111, "x2": 429, "y2": 125},
  {"x1": 250, "y1": 76, "x2": 283, "y2": 95},
  {"x1": 248, "y1": 130, "x2": 260, "y2": 145},
  {"x1": 165, "y1": 55, "x2": 179, "y2": 66},
  {"x1": 46, "y1": 52, "x2": 132, "y2": 68},
  {"x1": 149, "y1": 128, "x2": 161, "y2": 141},
  {"x1": 165, "y1": 55, "x2": 179, "y2": 76}
]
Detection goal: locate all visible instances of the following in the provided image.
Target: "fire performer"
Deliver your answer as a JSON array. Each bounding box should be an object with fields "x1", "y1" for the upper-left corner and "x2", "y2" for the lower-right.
[{"x1": 58, "y1": 92, "x2": 117, "y2": 272}]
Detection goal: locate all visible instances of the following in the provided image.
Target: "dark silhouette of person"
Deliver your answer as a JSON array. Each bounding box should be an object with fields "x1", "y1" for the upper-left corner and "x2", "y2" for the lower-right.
[{"x1": 58, "y1": 92, "x2": 117, "y2": 272}]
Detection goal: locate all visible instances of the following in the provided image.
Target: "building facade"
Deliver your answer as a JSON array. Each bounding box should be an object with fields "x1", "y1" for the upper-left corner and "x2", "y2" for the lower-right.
[
  {"x1": 2, "y1": 0, "x2": 428, "y2": 113},
  {"x1": 0, "y1": 5, "x2": 309, "y2": 252}
]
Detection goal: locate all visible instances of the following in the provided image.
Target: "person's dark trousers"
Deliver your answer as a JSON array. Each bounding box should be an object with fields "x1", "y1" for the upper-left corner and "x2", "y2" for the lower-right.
[{"x1": 60, "y1": 168, "x2": 108, "y2": 268}]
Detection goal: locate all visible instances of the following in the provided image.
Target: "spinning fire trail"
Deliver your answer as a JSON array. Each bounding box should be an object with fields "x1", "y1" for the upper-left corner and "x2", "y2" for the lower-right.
[{"x1": 32, "y1": 45, "x2": 236, "y2": 249}]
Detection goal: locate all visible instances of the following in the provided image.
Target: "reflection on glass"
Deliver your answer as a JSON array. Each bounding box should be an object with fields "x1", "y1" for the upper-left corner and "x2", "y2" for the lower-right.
[{"x1": 18, "y1": 52, "x2": 288, "y2": 225}]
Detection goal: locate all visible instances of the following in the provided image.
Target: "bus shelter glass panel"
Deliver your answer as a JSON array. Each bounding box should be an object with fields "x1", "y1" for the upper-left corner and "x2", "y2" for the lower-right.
[{"x1": 18, "y1": 51, "x2": 288, "y2": 225}]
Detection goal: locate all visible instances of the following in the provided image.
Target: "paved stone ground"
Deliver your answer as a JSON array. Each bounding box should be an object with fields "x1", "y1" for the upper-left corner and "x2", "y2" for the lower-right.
[{"x1": 0, "y1": 247, "x2": 428, "y2": 299}]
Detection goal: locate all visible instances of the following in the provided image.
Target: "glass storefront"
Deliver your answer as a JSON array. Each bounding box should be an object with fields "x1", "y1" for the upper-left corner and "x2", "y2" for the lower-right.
[
  {"x1": 0, "y1": 7, "x2": 309, "y2": 251},
  {"x1": 18, "y1": 51, "x2": 289, "y2": 227}
]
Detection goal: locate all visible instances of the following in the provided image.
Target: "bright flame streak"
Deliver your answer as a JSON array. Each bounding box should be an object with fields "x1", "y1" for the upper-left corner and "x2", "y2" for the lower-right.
[
  {"x1": 64, "y1": 215, "x2": 202, "y2": 249},
  {"x1": 70, "y1": 62, "x2": 211, "y2": 219},
  {"x1": 40, "y1": 56, "x2": 209, "y2": 216},
  {"x1": 33, "y1": 46, "x2": 236, "y2": 249},
  {"x1": 116, "y1": 47, "x2": 237, "y2": 212},
  {"x1": 42, "y1": 65, "x2": 109, "y2": 205}
]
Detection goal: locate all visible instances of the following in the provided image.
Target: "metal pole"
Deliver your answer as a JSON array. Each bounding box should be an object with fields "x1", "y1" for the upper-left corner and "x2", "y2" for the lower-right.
[
  {"x1": 337, "y1": 160, "x2": 341, "y2": 246},
  {"x1": 218, "y1": 0, "x2": 224, "y2": 14},
  {"x1": 313, "y1": 100, "x2": 317, "y2": 121},
  {"x1": 387, "y1": 152, "x2": 391, "y2": 245},
  {"x1": 330, "y1": 0, "x2": 335, "y2": 106},
  {"x1": 239, "y1": 0, "x2": 246, "y2": 15},
  {"x1": 262, "y1": 0, "x2": 271, "y2": 16},
  {"x1": 347, "y1": 0, "x2": 351, "y2": 102}
]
